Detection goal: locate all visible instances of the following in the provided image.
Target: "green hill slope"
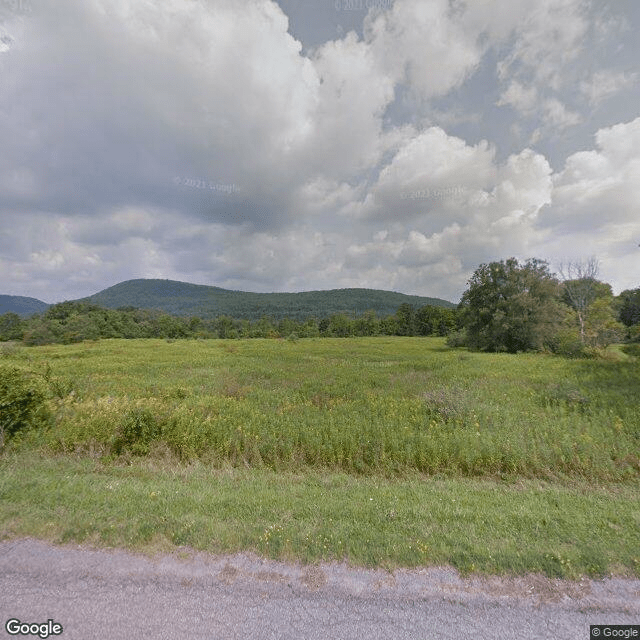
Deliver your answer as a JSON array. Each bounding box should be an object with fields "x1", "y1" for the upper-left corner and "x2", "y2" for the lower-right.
[
  {"x1": 80, "y1": 279, "x2": 455, "y2": 320},
  {"x1": 0, "y1": 295, "x2": 50, "y2": 317}
]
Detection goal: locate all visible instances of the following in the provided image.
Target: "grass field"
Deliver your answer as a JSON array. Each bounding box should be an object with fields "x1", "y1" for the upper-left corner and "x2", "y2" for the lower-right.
[{"x1": 1, "y1": 337, "x2": 639, "y2": 578}]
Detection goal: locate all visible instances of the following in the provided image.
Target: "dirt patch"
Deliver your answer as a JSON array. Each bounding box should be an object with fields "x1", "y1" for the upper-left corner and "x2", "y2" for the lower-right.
[
  {"x1": 254, "y1": 570, "x2": 287, "y2": 583},
  {"x1": 469, "y1": 573, "x2": 593, "y2": 604},
  {"x1": 218, "y1": 563, "x2": 240, "y2": 584},
  {"x1": 301, "y1": 566, "x2": 327, "y2": 591}
]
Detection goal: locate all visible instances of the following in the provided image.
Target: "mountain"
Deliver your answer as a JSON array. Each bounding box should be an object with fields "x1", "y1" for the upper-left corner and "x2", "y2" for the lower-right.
[
  {"x1": 0, "y1": 295, "x2": 49, "y2": 317},
  {"x1": 79, "y1": 279, "x2": 455, "y2": 321}
]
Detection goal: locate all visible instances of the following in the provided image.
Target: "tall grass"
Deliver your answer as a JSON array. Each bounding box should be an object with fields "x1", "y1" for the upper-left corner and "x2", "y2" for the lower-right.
[
  {"x1": 3, "y1": 337, "x2": 639, "y2": 481},
  {"x1": 1, "y1": 452, "x2": 638, "y2": 577}
]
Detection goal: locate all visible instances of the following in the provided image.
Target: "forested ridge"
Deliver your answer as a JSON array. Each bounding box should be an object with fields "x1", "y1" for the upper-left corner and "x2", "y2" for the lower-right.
[
  {"x1": 1, "y1": 261, "x2": 638, "y2": 355},
  {"x1": 80, "y1": 279, "x2": 456, "y2": 320},
  {"x1": 1, "y1": 279, "x2": 454, "y2": 320}
]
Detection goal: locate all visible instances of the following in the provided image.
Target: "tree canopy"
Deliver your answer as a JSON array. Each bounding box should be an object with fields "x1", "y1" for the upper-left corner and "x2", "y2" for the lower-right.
[
  {"x1": 458, "y1": 258, "x2": 566, "y2": 352},
  {"x1": 619, "y1": 288, "x2": 640, "y2": 327}
]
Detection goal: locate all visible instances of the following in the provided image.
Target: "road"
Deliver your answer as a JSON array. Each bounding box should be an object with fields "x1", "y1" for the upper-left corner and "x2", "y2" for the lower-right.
[{"x1": 1, "y1": 539, "x2": 638, "y2": 639}]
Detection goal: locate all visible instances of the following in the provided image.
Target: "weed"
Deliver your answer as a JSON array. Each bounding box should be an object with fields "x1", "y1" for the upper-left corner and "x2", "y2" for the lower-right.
[
  {"x1": 0, "y1": 342, "x2": 22, "y2": 358},
  {"x1": 112, "y1": 408, "x2": 162, "y2": 456},
  {"x1": 422, "y1": 387, "x2": 470, "y2": 423},
  {"x1": 0, "y1": 364, "x2": 51, "y2": 449}
]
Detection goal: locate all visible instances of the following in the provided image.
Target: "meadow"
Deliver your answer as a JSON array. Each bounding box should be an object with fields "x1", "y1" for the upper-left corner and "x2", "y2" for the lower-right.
[{"x1": 1, "y1": 337, "x2": 638, "y2": 578}]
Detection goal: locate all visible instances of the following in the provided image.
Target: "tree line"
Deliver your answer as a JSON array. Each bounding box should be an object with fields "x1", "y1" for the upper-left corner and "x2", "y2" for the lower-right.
[
  {"x1": 1, "y1": 257, "x2": 638, "y2": 354},
  {"x1": 0, "y1": 301, "x2": 457, "y2": 344}
]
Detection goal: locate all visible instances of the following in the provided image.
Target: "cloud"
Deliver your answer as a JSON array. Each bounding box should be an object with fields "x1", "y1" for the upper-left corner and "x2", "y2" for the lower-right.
[
  {"x1": 337, "y1": 141, "x2": 554, "y2": 300},
  {"x1": 542, "y1": 99, "x2": 581, "y2": 128},
  {"x1": 474, "y1": 0, "x2": 590, "y2": 137},
  {"x1": 353, "y1": 126, "x2": 496, "y2": 228},
  {"x1": 491, "y1": 0, "x2": 589, "y2": 90},
  {"x1": 496, "y1": 81, "x2": 538, "y2": 112},
  {"x1": 0, "y1": 0, "x2": 638, "y2": 304},
  {"x1": 549, "y1": 117, "x2": 640, "y2": 230},
  {"x1": 538, "y1": 116, "x2": 640, "y2": 291},
  {"x1": 365, "y1": 0, "x2": 481, "y2": 100},
  {"x1": 0, "y1": 0, "x2": 322, "y2": 229},
  {"x1": 303, "y1": 30, "x2": 395, "y2": 178},
  {"x1": 580, "y1": 70, "x2": 638, "y2": 105}
]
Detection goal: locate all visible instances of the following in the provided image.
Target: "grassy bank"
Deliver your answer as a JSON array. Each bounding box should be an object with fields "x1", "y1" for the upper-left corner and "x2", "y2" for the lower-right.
[
  {"x1": 1, "y1": 451, "x2": 638, "y2": 578},
  {"x1": 1, "y1": 337, "x2": 638, "y2": 577}
]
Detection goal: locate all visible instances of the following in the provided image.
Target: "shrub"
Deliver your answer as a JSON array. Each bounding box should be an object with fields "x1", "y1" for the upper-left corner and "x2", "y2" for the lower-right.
[
  {"x1": 620, "y1": 344, "x2": 640, "y2": 358},
  {"x1": 422, "y1": 387, "x2": 470, "y2": 423},
  {"x1": 0, "y1": 365, "x2": 50, "y2": 449},
  {"x1": 549, "y1": 328, "x2": 586, "y2": 358},
  {"x1": 23, "y1": 322, "x2": 57, "y2": 346},
  {"x1": 541, "y1": 382, "x2": 590, "y2": 411},
  {"x1": 0, "y1": 341, "x2": 22, "y2": 357},
  {"x1": 112, "y1": 407, "x2": 162, "y2": 456},
  {"x1": 446, "y1": 328, "x2": 468, "y2": 348}
]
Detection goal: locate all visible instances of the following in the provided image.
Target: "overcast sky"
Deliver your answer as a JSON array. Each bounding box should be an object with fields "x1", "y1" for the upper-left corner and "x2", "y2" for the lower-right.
[{"x1": 1, "y1": 0, "x2": 638, "y2": 304}]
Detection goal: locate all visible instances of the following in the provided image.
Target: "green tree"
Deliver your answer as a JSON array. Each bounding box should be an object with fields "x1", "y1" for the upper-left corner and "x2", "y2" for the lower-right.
[
  {"x1": 318, "y1": 317, "x2": 331, "y2": 335},
  {"x1": 583, "y1": 298, "x2": 625, "y2": 347},
  {"x1": 379, "y1": 315, "x2": 398, "y2": 336},
  {"x1": 459, "y1": 257, "x2": 565, "y2": 352},
  {"x1": 559, "y1": 258, "x2": 611, "y2": 344},
  {"x1": 44, "y1": 301, "x2": 101, "y2": 321},
  {"x1": 326, "y1": 314, "x2": 353, "y2": 337},
  {"x1": 188, "y1": 316, "x2": 203, "y2": 333},
  {"x1": 395, "y1": 303, "x2": 417, "y2": 336},
  {"x1": 61, "y1": 313, "x2": 100, "y2": 343},
  {"x1": 618, "y1": 288, "x2": 640, "y2": 327},
  {"x1": 252, "y1": 316, "x2": 278, "y2": 338},
  {"x1": 416, "y1": 305, "x2": 456, "y2": 336},
  {"x1": 22, "y1": 319, "x2": 58, "y2": 346},
  {"x1": 0, "y1": 313, "x2": 24, "y2": 341},
  {"x1": 278, "y1": 317, "x2": 299, "y2": 338},
  {"x1": 299, "y1": 318, "x2": 320, "y2": 338},
  {"x1": 238, "y1": 319, "x2": 252, "y2": 338},
  {"x1": 214, "y1": 316, "x2": 239, "y2": 339},
  {"x1": 354, "y1": 310, "x2": 379, "y2": 336}
]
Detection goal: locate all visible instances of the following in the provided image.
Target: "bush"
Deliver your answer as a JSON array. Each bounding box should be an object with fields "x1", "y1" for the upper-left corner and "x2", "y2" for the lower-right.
[
  {"x1": 112, "y1": 407, "x2": 162, "y2": 456},
  {"x1": 620, "y1": 343, "x2": 640, "y2": 358},
  {"x1": 23, "y1": 322, "x2": 57, "y2": 346},
  {"x1": 0, "y1": 365, "x2": 50, "y2": 449},
  {"x1": 0, "y1": 341, "x2": 22, "y2": 358},
  {"x1": 549, "y1": 328, "x2": 586, "y2": 358},
  {"x1": 628, "y1": 324, "x2": 640, "y2": 343},
  {"x1": 446, "y1": 328, "x2": 468, "y2": 348}
]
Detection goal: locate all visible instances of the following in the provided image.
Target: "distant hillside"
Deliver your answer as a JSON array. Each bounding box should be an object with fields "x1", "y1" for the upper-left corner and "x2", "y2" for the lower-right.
[
  {"x1": 0, "y1": 295, "x2": 49, "y2": 317},
  {"x1": 79, "y1": 279, "x2": 455, "y2": 321}
]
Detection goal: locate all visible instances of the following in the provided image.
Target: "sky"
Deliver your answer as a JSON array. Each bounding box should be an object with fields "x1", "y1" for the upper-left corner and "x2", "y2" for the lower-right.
[{"x1": 1, "y1": 0, "x2": 639, "y2": 305}]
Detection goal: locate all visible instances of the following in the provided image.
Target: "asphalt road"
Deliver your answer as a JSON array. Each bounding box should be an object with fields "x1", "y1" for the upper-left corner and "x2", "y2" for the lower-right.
[{"x1": 1, "y1": 539, "x2": 638, "y2": 639}]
